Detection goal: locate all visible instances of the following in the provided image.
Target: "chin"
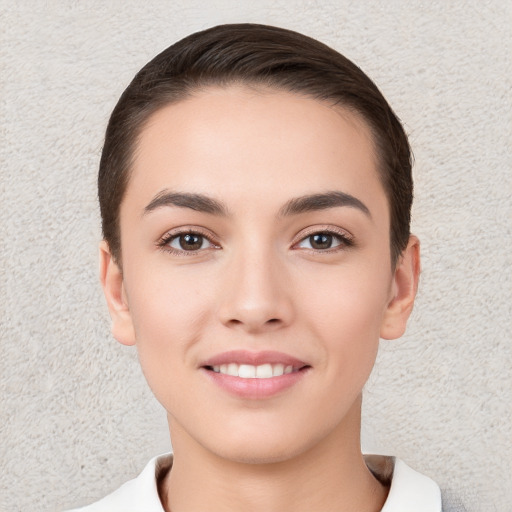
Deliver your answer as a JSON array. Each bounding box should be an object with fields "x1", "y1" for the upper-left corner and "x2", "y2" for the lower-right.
[
  {"x1": 202, "y1": 422, "x2": 330, "y2": 466},
  {"x1": 214, "y1": 441, "x2": 305, "y2": 465}
]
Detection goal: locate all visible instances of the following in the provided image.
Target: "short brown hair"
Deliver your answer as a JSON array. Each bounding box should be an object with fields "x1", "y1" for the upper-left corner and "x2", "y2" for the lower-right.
[{"x1": 99, "y1": 23, "x2": 413, "y2": 266}]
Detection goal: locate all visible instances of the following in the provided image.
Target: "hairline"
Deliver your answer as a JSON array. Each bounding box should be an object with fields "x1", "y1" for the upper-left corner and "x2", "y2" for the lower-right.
[{"x1": 112, "y1": 80, "x2": 396, "y2": 268}]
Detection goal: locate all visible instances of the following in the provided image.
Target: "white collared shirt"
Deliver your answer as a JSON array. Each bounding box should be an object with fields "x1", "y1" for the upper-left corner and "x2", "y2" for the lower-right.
[{"x1": 66, "y1": 453, "x2": 442, "y2": 511}]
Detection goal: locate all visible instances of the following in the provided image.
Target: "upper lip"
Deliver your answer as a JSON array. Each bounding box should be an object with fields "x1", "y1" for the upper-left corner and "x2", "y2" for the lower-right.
[{"x1": 201, "y1": 350, "x2": 309, "y2": 369}]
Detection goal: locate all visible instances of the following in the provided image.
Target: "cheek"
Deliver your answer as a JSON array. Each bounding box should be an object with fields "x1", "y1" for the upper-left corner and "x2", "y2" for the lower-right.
[
  {"x1": 297, "y1": 262, "x2": 391, "y2": 363},
  {"x1": 125, "y1": 266, "x2": 214, "y2": 395},
  {"x1": 303, "y1": 260, "x2": 390, "y2": 316},
  {"x1": 129, "y1": 262, "x2": 214, "y2": 336}
]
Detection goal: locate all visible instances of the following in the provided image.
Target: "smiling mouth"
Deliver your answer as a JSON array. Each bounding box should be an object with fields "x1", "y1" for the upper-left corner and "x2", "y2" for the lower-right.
[{"x1": 204, "y1": 363, "x2": 309, "y2": 379}]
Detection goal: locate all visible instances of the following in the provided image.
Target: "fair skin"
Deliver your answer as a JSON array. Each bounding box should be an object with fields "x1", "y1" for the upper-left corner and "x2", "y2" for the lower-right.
[{"x1": 100, "y1": 85, "x2": 420, "y2": 512}]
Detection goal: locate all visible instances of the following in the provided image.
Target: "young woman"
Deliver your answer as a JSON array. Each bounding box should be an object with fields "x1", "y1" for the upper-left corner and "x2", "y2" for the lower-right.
[{"x1": 68, "y1": 23, "x2": 441, "y2": 512}]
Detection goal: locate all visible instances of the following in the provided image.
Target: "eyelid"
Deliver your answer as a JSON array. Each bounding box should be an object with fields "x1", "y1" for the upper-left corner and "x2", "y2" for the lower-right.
[
  {"x1": 291, "y1": 225, "x2": 354, "y2": 250},
  {"x1": 157, "y1": 226, "x2": 221, "y2": 255}
]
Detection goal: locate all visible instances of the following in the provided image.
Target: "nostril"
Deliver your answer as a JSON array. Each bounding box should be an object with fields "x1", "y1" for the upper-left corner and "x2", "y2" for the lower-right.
[{"x1": 224, "y1": 316, "x2": 283, "y2": 332}]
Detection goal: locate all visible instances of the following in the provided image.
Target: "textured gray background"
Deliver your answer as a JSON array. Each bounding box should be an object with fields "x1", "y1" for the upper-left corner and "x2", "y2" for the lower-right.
[{"x1": 1, "y1": 1, "x2": 511, "y2": 511}]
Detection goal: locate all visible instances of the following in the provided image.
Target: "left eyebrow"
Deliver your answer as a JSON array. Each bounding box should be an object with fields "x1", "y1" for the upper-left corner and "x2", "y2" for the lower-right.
[
  {"x1": 278, "y1": 191, "x2": 371, "y2": 218},
  {"x1": 143, "y1": 190, "x2": 230, "y2": 217}
]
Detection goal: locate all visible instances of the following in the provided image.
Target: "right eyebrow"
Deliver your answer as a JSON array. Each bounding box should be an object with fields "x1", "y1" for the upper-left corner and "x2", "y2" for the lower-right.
[
  {"x1": 278, "y1": 191, "x2": 371, "y2": 218},
  {"x1": 143, "y1": 190, "x2": 230, "y2": 217}
]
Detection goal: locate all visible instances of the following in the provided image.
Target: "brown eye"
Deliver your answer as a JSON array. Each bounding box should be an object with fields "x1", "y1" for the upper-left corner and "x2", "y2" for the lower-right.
[
  {"x1": 169, "y1": 233, "x2": 211, "y2": 251},
  {"x1": 296, "y1": 231, "x2": 350, "y2": 251},
  {"x1": 309, "y1": 233, "x2": 333, "y2": 249}
]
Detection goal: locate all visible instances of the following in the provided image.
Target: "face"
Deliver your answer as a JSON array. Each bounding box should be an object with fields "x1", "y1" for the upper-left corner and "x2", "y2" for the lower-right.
[{"x1": 101, "y1": 85, "x2": 419, "y2": 464}]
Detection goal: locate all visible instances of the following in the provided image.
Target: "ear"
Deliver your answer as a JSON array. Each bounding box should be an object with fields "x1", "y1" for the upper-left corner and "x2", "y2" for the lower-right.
[
  {"x1": 380, "y1": 235, "x2": 421, "y2": 340},
  {"x1": 99, "y1": 241, "x2": 136, "y2": 346}
]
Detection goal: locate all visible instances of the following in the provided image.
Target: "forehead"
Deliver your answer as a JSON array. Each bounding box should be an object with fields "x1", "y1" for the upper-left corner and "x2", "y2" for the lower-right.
[{"x1": 126, "y1": 85, "x2": 387, "y2": 219}]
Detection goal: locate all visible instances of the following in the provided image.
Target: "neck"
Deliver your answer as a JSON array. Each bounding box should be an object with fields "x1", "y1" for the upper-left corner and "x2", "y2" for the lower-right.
[{"x1": 161, "y1": 397, "x2": 388, "y2": 512}]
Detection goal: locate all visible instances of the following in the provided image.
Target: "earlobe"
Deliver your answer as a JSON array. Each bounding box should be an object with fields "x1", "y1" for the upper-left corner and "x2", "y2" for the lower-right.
[
  {"x1": 99, "y1": 241, "x2": 136, "y2": 346},
  {"x1": 380, "y1": 235, "x2": 421, "y2": 340}
]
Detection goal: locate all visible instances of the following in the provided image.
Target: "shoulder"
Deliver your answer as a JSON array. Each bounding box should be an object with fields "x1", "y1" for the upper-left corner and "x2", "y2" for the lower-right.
[
  {"x1": 365, "y1": 454, "x2": 442, "y2": 512},
  {"x1": 64, "y1": 453, "x2": 172, "y2": 512}
]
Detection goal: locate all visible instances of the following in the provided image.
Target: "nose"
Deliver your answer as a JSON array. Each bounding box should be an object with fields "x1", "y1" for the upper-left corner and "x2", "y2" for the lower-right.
[{"x1": 217, "y1": 245, "x2": 294, "y2": 334}]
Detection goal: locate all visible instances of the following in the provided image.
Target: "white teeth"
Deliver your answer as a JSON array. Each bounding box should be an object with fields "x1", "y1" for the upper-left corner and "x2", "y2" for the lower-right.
[
  {"x1": 238, "y1": 364, "x2": 256, "y2": 378},
  {"x1": 211, "y1": 363, "x2": 298, "y2": 379},
  {"x1": 227, "y1": 363, "x2": 238, "y2": 377},
  {"x1": 272, "y1": 363, "x2": 284, "y2": 377},
  {"x1": 255, "y1": 364, "x2": 273, "y2": 378}
]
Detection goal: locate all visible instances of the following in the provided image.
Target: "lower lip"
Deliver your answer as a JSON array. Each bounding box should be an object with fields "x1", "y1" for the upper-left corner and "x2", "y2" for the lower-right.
[{"x1": 202, "y1": 368, "x2": 309, "y2": 399}]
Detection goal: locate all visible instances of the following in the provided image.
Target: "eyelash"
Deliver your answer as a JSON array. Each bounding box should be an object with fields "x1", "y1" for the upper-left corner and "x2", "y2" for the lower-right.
[
  {"x1": 157, "y1": 226, "x2": 354, "y2": 256},
  {"x1": 157, "y1": 228, "x2": 220, "y2": 256},
  {"x1": 292, "y1": 227, "x2": 354, "y2": 253}
]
